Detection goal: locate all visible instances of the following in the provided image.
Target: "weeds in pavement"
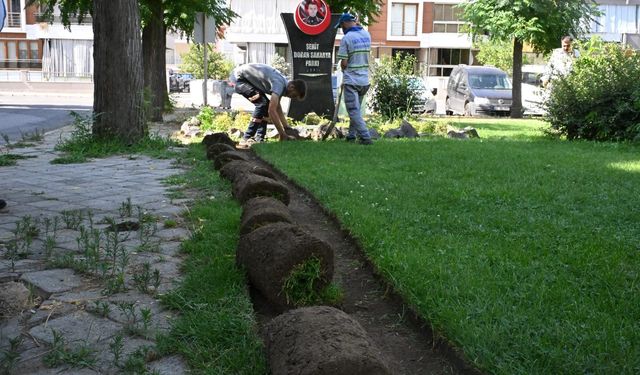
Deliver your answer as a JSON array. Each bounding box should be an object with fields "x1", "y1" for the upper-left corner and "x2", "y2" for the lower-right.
[
  {"x1": 122, "y1": 346, "x2": 159, "y2": 374},
  {"x1": 61, "y1": 209, "x2": 84, "y2": 230},
  {"x1": 163, "y1": 219, "x2": 177, "y2": 228},
  {"x1": 43, "y1": 330, "x2": 96, "y2": 369},
  {"x1": 0, "y1": 336, "x2": 22, "y2": 374},
  {"x1": 42, "y1": 217, "x2": 59, "y2": 260},
  {"x1": 109, "y1": 334, "x2": 124, "y2": 367},
  {"x1": 89, "y1": 300, "x2": 111, "y2": 318},
  {"x1": 133, "y1": 262, "x2": 161, "y2": 295},
  {"x1": 116, "y1": 302, "x2": 153, "y2": 338},
  {"x1": 119, "y1": 198, "x2": 133, "y2": 218},
  {"x1": 5, "y1": 216, "x2": 41, "y2": 270},
  {"x1": 0, "y1": 153, "x2": 35, "y2": 167}
]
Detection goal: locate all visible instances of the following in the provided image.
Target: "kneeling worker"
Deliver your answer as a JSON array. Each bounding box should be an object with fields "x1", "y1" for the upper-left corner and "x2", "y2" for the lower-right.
[{"x1": 230, "y1": 63, "x2": 307, "y2": 147}]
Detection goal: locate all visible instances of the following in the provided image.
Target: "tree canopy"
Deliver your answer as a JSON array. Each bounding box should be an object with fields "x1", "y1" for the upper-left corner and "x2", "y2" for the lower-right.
[{"x1": 460, "y1": 0, "x2": 599, "y2": 54}]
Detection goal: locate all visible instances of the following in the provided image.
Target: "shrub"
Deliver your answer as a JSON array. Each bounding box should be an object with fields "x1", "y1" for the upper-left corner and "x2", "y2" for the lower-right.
[
  {"x1": 180, "y1": 43, "x2": 234, "y2": 80},
  {"x1": 546, "y1": 37, "x2": 640, "y2": 142},
  {"x1": 370, "y1": 53, "x2": 424, "y2": 120}
]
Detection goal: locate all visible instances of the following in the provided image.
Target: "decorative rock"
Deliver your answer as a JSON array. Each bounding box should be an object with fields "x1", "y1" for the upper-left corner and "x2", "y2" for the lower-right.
[
  {"x1": 447, "y1": 130, "x2": 469, "y2": 139},
  {"x1": 219, "y1": 160, "x2": 276, "y2": 183},
  {"x1": 383, "y1": 128, "x2": 402, "y2": 138},
  {"x1": 202, "y1": 132, "x2": 236, "y2": 148},
  {"x1": 264, "y1": 306, "x2": 392, "y2": 375},
  {"x1": 0, "y1": 281, "x2": 30, "y2": 318},
  {"x1": 368, "y1": 128, "x2": 381, "y2": 140},
  {"x1": 311, "y1": 124, "x2": 344, "y2": 141},
  {"x1": 384, "y1": 120, "x2": 419, "y2": 139},
  {"x1": 213, "y1": 151, "x2": 250, "y2": 170},
  {"x1": 463, "y1": 126, "x2": 480, "y2": 138},
  {"x1": 399, "y1": 120, "x2": 419, "y2": 138},
  {"x1": 206, "y1": 143, "x2": 236, "y2": 160},
  {"x1": 232, "y1": 173, "x2": 290, "y2": 205},
  {"x1": 240, "y1": 197, "x2": 294, "y2": 235},
  {"x1": 236, "y1": 223, "x2": 334, "y2": 310},
  {"x1": 20, "y1": 268, "x2": 83, "y2": 295}
]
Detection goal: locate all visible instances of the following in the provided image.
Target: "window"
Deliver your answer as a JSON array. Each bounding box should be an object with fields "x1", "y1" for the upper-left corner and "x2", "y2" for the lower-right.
[
  {"x1": 18, "y1": 42, "x2": 28, "y2": 61},
  {"x1": 591, "y1": 5, "x2": 638, "y2": 34},
  {"x1": 433, "y1": 4, "x2": 465, "y2": 34},
  {"x1": 391, "y1": 3, "x2": 418, "y2": 36},
  {"x1": 426, "y1": 48, "x2": 471, "y2": 77},
  {"x1": 30, "y1": 42, "x2": 39, "y2": 60}
]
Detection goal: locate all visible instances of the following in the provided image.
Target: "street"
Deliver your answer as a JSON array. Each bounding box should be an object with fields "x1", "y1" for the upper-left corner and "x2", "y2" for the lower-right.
[{"x1": 0, "y1": 93, "x2": 92, "y2": 142}]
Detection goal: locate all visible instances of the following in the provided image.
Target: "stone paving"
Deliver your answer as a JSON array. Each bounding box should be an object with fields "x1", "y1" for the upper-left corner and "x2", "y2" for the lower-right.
[{"x1": 0, "y1": 124, "x2": 191, "y2": 374}]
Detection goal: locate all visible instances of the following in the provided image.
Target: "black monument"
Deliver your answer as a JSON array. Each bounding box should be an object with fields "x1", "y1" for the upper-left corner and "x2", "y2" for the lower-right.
[{"x1": 281, "y1": 13, "x2": 341, "y2": 121}]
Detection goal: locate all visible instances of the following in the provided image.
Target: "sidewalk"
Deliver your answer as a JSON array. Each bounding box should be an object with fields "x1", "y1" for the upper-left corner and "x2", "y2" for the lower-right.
[{"x1": 0, "y1": 123, "x2": 191, "y2": 374}]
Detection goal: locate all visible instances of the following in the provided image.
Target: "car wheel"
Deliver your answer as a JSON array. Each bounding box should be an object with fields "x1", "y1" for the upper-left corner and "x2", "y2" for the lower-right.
[
  {"x1": 464, "y1": 102, "x2": 473, "y2": 117},
  {"x1": 445, "y1": 98, "x2": 453, "y2": 116}
]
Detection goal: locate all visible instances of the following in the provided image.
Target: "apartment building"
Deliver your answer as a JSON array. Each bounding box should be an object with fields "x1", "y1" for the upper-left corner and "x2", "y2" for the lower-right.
[
  {"x1": 368, "y1": 0, "x2": 474, "y2": 89},
  {"x1": 0, "y1": 0, "x2": 93, "y2": 80},
  {"x1": 589, "y1": 0, "x2": 640, "y2": 48},
  {"x1": 221, "y1": 0, "x2": 299, "y2": 67}
]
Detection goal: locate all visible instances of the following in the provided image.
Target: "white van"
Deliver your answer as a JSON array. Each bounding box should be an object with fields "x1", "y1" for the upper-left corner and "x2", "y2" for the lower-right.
[{"x1": 521, "y1": 65, "x2": 546, "y2": 116}]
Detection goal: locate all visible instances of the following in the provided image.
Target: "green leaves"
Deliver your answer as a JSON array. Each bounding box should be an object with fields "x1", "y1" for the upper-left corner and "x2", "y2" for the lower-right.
[{"x1": 546, "y1": 38, "x2": 640, "y2": 141}]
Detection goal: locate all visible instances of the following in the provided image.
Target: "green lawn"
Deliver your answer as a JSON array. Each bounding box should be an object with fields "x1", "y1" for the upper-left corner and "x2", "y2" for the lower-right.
[{"x1": 254, "y1": 119, "x2": 640, "y2": 375}]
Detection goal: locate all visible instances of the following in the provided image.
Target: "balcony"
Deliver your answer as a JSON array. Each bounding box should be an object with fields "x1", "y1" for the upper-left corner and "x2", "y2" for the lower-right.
[{"x1": 7, "y1": 12, "x2": 21, "y2": 28}]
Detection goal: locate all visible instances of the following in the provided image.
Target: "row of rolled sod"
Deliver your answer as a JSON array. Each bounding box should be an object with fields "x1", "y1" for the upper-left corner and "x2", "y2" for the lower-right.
[{"x1": 203, "y1": 133, "x2": 393, "y2": 375}]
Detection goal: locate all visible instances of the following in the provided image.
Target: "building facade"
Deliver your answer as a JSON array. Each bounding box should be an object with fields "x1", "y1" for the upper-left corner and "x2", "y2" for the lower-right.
[
  {"x1": 0, "y1": 0, "x2": 93, "y2": 80},
  {"x1": 589, "y1": 0, "x2": 640, "y2": 48}
]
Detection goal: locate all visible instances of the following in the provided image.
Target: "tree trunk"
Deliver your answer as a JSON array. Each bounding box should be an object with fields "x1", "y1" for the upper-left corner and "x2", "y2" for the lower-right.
[
  {"x1": 93, "y1": 0, "x2": 146, "y2": 141},
  {"x1": 511, "y1": 38, "x2": 523, "y2": 119},
  {"x1": 142, "y1": 0, "x2": 166, "y2": 122}
]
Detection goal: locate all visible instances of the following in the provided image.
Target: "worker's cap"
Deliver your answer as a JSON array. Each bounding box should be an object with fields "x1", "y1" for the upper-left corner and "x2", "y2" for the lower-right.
[{"x1": 334, "y1": 13, "x2": 357, "y2": 28}]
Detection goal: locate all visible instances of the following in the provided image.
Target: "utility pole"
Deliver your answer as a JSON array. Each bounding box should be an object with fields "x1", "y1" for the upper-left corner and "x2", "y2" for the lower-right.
[{"x1": 202, "y1": 14, "x2": 208, "y2": 106}]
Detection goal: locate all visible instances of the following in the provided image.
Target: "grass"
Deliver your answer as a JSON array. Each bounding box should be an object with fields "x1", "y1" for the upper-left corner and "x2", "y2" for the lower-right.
[
  {"x1": 282, "y1": 256, "x2": 344, "y2": 307},
  {"x1": 0, "y1": 154, "x2": 36, "y2": 167},
  {"x1": 52, "y1": 111, "x2": 181, "y2": 163},
  {"x1": 253, "y1": 118, "x2": 640, "y2": 375},
  {"x1": 156, "y1": 144, "x2": 267, "y2": 374}
]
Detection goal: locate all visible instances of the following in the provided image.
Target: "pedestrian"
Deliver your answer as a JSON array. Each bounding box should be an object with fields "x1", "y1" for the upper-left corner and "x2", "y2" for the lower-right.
[
  {"x1": 541, "y1": 36, "x2": 580, "y2": 88},
  {"x1": 229, "y1": 63, "x2": 307, "y2": 148},
  {"x1": 335, "y1": 13, "x2": 373, "y2": 145}
]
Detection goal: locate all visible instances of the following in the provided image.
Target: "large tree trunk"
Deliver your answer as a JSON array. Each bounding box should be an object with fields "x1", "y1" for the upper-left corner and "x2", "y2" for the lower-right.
[
  {"x1": 511, "y1": 38, "x2": 523, "y2": 119},
  {"x1": 142, "y1": 0, "x2": 166, "y2": 122},
  {"x1": 93, "y1": 0, "x2": 146, "y2": 141}
]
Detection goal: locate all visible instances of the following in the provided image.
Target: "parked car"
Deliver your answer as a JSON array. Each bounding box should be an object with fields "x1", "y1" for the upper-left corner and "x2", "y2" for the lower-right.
[
  {"x1": 169, "y1": 71, "x2": 192, "y2": 93},
  {"x1": 445, "y1": 65, "x2": 512, "y2": 116},
  {"x1": 521, "y1": 64, "x2": 546, "y2": 116},
  {"x1": 408, "y1": 77, "x2": 437, "y2": 114}
]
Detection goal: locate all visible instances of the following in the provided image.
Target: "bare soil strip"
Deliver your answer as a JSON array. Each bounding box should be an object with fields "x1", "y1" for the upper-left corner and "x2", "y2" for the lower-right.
[{"x1": 248, "y1": 155, "x2": 483, "y2": 375}]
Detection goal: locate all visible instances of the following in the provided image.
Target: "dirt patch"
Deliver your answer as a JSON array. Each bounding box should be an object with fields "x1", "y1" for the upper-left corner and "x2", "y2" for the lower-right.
[
  {"x1": 250, "y1": 154, "x2": 482, "y2": 375},
  {"x1": 264, "y1": 306, "x2": 392, "y2": 375},
  {"x1": 236, "y1": 222, "x2": 334, "y2": 312},
  {"x1": 0, "y1": 281, "x2": 30, "y2": 319},
  {"x1": 240, "y1": 197, "x2": 293, "y2": 235}
]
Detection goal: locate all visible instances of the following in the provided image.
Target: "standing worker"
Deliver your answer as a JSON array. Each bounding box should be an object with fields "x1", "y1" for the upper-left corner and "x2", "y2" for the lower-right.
[
  {"x1": 541, "y1": 36, "x2": 580, "y2": 88},
  {"x1": 230, "y1": 63, "x2": 307, "y2": 148},
  {"x1": 335, "y1": 13, "x2": 373, "y2": 145}
]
